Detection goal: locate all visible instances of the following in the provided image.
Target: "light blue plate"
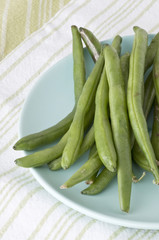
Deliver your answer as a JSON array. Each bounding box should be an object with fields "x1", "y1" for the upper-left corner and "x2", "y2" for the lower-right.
[{"x1": 19, "y1": 35, "x2": 159, "y2": 229}]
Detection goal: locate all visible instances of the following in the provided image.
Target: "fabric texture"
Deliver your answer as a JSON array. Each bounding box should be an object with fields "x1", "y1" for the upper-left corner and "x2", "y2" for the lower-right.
[{"x1": 1, "y1": 0, "x2": 159, "y2": 239}]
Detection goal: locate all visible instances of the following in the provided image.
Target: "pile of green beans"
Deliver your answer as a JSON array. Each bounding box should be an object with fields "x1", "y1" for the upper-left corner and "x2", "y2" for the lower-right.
[{"x1": 13, "y1": 25, "x2": 159, "y2": 213}]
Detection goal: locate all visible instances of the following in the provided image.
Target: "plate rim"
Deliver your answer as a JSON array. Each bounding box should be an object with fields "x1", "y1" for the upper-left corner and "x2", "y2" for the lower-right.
[{"x1": 19, "y1": 33, "x2": 159, "y2": 230}]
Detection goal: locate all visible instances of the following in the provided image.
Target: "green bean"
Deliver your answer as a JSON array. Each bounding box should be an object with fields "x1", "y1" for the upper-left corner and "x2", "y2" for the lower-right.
[
  {"x1": 127, "y1": 26, "x2": 159, "y2": 184},
  {"x1": 13, "y1": 26, "x2": 86, "y2": 151},
  {"x1": 60, "y1": 151, "x2": 103, "y2": 189},
  {"x1": 104, "y1": 45, "x2": 132, "y2": 213},
  {"x1": 145, "y1": 32, "x2": 159, "y2": 72},
  {"x1": 79, "y1": 27, "x2": 102, "y2": 62},
  {"x1": 153, "y1": 47, "x2": 159, "y2": 104},
  {"x1": 151, "y1": 48, "x2": 159, "y2": 164},
  {"x1": 61, "y1": 54, "x2": 104, "y2": 170},
  {"x1": 48, "y1": 156, "x2": 62, "y2": 171},
  {"x1": 120, "y1": 52, "x2": 130, "y2": 91},
  {"x1": 15, "y1": 132, "x2": 68, "y2": 168},
  {"x1": 81, "y1": 168, "x2": 116, "y2": 195},
  {"x1": 89, "y1": 143, "x2": 97, "y2": 157},
  {"x1": 94, "y1": 67, "x2": 117, "y2": 172},
  {"x1": 151, "y1": 100, "x2": 159, "y2": 160},
  {"x1": 71, "y1": 25, "x2": 86, "y2": 103},
  {"x1": 15, "y1": 104, "x2": 94, "y2": 168},
  {"x1": 133, "y1": 144, "x2": 151, "y2": 172},
  {"x1": 48, "y1": 124, "x2": 95, "y2": 170},
  {"x1": 85, "y1": 144, "x2": 98, "y2": 184},
  {"x1": 111, "y1": 35, "x2": 122, "y2": 56},
  {"x1": 13, "y1": 110, "x2": 75, "y2": 151},
  {"x1": 143, "y1": 71, "x2": 155, "y2": 118},
  {"x1": 132, "y1": 70, "x2": 155, "y2": 170}
]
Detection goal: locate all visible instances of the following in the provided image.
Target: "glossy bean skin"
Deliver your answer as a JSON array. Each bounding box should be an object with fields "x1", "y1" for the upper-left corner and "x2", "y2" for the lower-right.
[
  {"x1": 60, "y1": 151, "x2": 103, "y2": 189},
  {"x1": 13, "y1": 26, "x2": 85, "y2": 151},
  {"x1": 61, "y1": 54, "x2": 104, "y2": 169},
  {"x1": 79, "y1": 27, "x2": 102, "y2": 62},
  {"x1": 15, "y1": 105, "x2": 94, "y2": 168},
  {"x1": 94, "y1": 68, "x2": 117, "y2": 172},
  {"x1": 81, "y1": 168, "x2": 116, "y2": 195},
  {"x1": 104, "y1": 45, "x2": 132, "y2": 213},
  {"x1": 145, "y1": 32, "x2": 159, "y2": 72},
  {"x1": 48, "y1": 124, "x2": 95, "y2": 170},
  {"x1": 127, "y1": 26, "x2": 159, "y2": 184}
]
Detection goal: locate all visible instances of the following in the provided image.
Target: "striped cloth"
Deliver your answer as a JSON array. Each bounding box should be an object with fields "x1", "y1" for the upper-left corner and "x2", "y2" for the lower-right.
[{"x1": 1, "y1": 0, "x2": 159, "y2": 239}]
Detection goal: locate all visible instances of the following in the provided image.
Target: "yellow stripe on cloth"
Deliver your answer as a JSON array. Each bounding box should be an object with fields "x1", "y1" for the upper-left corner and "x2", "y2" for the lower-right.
[{"x1": 0, "y1": 0, "x2": 71, "y2": 59}]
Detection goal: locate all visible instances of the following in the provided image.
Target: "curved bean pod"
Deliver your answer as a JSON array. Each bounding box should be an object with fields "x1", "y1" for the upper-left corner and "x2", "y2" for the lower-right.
[
  {"x1": 127, "y1": 26, "x2": 159, "y2": 184},
  {"x1": 111, "y1": 35, "x2": 122, "y2": 56},
  {"x1": 104, "y1": 44, "x2": 132, "y2": 212},
  {"x1": 94, "y1": 67, "x2": 117, "y2": 172},
  {"x1": 81, "y1": 168, "x2": 116, "y2": 195},
  {"x1": 71, "y1": 25, "x2": 86, "y2": 103},
  {"x1": 13, "y1": 109, "x2": 75, "y2": 151},
  {"x1": 60, "y1": 151, "x2": 103, "y2": 189},
  {"x1": 132, "y1": 70, "x2": 155, "y2": 170}
]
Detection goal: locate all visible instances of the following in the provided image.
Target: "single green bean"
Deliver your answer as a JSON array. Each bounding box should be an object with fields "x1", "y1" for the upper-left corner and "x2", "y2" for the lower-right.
[
  {"x1": 132, "y1": 70, "x2": 155, "y2": 170},
  {"x1": 71, "y1": 25, "x2": 86, "y2": 103},
  {"x1": 85, "y1": 144, "x2": 98, "y2": 184},
  {"x1": 61, "y1": 54, "x2": 104, "y2": 169},
  {"x1": 48, "y1": 124, "x2": 95, "y2": 170},
  {"x1": 143, "y1": 71, "x2": 155, "y2": 118},
  {"x1": 151, "y1": 48, "x2": 159, "y2": 164},
  {"x1": 79, "y1": 27, "x2": 102, "y2": 62},
  {"x1": 127, "y1": 26, "x2": 159, "y2": 184},
  {"x1": 15, "y1": 104, "x2": 94, "y2": 168},
  {"x1": 111, "y1": 35, "x2": 122, "y2": 56},
  {"x1": 60, "y1": 151, "x2": 103, "y2": 189},
  {"x1": 94, "y1": 67, "x2": 117, "y2": 172},
  {"x1": 13, "y1": 109, "x2": 75, "y2": 151},
  {"x1": 81, "y1": 168, "x2": 116, "y2": 195},
  {"x1": 120, "y1": 52, "x2": 130, "y2": 90},
  {"x1": 89, "y1": 143, "x2": 97, "y2": 157},
  {"x1": 104, "y1": 45, "x2": 132, "y2": 213},
  {"x1": 153, "y1": 47, "x2": 159, "y2": 104},
  {"x1": 15, "y1": 132, "x2": 68, "y2": 168},
  {"x1": 145, "y1": 32, "x2": 159, "y2": 72}
]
